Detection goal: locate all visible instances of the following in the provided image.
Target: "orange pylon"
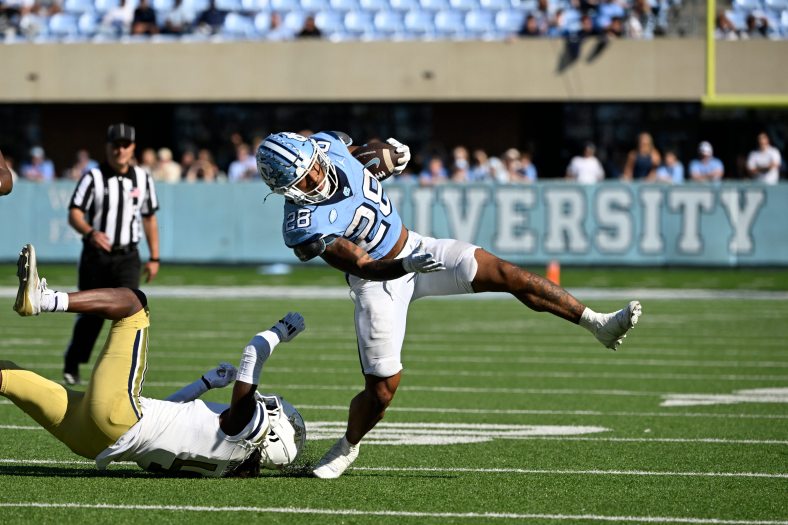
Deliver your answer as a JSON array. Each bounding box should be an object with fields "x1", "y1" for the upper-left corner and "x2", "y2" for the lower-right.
[{"x1": 546, "y1": 260, "x2": 561, "y2": 285}]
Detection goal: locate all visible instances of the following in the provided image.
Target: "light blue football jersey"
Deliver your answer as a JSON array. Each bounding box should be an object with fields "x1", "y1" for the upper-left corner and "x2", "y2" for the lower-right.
[{"x1": 282, "y1": 131, "x2": 404, "y2": 261}]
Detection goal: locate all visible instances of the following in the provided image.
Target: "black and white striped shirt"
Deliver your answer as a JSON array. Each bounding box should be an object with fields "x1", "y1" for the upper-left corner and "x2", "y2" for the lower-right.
[{"x1": 69, "y1": 164, "x2": 159, "y2": 248}]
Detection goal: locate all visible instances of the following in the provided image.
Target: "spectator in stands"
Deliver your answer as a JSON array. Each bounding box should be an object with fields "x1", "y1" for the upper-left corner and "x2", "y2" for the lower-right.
[
  {"x1": 655, "y1": 149, "x2": 684, "y2": 184},
  {"x1": 746, "y1": 132, "x2": 782, "y2": 185},
  {"x1": 449, "y1": 146, "x2": 471, "y2": 182},
  {"x1": 622, "y1": 132, "x2": 661, "y2": 181},
  {"x1": 595, "y1": 0, "x2": 626, "y2": 33},
  {"x1": 296, "y1": 14, "x2": 321, "y2": 39},
  {"x1": 533, "y1": 0, "x2": 553, "y2": 33},
  {"x1": 161, "y1": 0, "x2": 194, "y2": 35},
  {"x1": 101, "y1": 0, "x2": 134, "y2": 36},
  {"x1": 419, "y1": 155, "x2": 448, "y2": 187},
  {"x1": 518, "y1": 14, "x2": 544, "y2": 37},
  {"x1": 195, "y1": 0, "x2": 226, "y2": 35},
  {"x1": 0, "y1": 1, "x2": 22, "y2": 39},
  {"x1": 566, "y1": 142, "x2": 605, "y2": 184},
  {"x1": 547, "y1": 9, "x2": 569, "y2": 38},
  {"x1": 626, "y1": 0, "x2": 656, "y2": 38},
  {"x1": 64, "y1": 149, "x2": 98, "y2": 180},
  {"x1": 21, "y1": 146, "x2": 55, "y2": 182},
  {"x1": 689, "y1": 141, "x2": 724, "y2": 183},
  {"x1": 140, "y1": 147, "x2": 157, "y2": 174},
  {"x1": 131, "y1": 0, "x2": 158, "y2": 35},
  {"x1": 179, "y1": 149, "x2": 196, "y2": 176},
  {"x1": 469, "y1": 148, "x2": 495, "y2": 182},
  {"x1": 562, "y1": 13, "x2": 597, "y2": 65},
  {"x1": 153, "y1": 147, "x2": 182, "y2": 183},
  {"x1": 184, "y1": 148, "x2": 220, "y2": 182},
  {"x1": 265, "y1": 12, "x2": 293, "y2": 41},
  {"x1": 500, "y1": 148, "x2": 537, "y2": 183},
  {"x1": 744, "y1": 12, "x2": 770, "y2": 39},
  {"x1": 715, "y1": 10, "x2": 742, "y2": 40},
  {"x1": 227, "y1": 143, "x2": 257, "y2": 182}
]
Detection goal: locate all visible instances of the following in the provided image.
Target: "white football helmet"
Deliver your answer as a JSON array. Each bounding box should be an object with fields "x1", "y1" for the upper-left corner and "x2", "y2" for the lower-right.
[
  {"x1": 257, "y1": 393, "x2": 306, "y2": 469},
  {"x1": 256, "y1": 132, "x2": 338, "y2": 205}
]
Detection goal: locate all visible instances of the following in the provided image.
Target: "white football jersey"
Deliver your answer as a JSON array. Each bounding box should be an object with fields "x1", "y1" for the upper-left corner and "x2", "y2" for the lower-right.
[{"x1": 95, "y1": 396, "x2": 269, "y2": 477}]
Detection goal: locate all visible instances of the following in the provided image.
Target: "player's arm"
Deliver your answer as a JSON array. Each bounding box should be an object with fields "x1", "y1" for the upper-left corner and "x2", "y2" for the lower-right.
[
  {"x1": 0, "y1": 149, "x2": 13, "y2": 196},
  {"x1": 320, "y1": 236, "x2": 445, "y2": 281},
  {"x1": 165, "y1": 363, "x2": 237, "y2": 403},
  {"x1": 219, "y1": 313, "x2": 305, "y2": 436},
  {"x1": 141, "y1": 214, "x2": 160, "y2": 282}
]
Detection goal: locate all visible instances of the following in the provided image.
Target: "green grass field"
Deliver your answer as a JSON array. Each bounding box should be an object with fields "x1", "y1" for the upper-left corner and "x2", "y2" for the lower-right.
[{"x1": 1, "y1": 289, "x2": 787, "y2": 523}]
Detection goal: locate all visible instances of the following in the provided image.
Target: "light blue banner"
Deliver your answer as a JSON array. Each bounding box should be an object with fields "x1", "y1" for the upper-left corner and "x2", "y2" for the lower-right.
[{"x1": 1, "y1": 181, "x2": 786, "y2": 266}]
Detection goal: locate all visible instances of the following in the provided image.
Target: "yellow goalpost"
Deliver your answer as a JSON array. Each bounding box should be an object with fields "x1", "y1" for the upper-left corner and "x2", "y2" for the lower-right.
[{"x1": 702, "y1": 0, "x2": 788, "y2": 107}]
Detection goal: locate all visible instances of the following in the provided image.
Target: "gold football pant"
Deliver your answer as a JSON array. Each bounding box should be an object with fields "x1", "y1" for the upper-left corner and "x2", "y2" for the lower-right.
[{"x1": 0, "y1": 307, "x2": 150, "y2": 459}]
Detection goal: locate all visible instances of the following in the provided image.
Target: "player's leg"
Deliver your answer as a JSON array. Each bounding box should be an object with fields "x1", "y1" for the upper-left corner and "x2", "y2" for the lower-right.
[
  {"x1": 313, "y1": 273, "x2": 412, "y2": 479},
  {"x1": 471, "y1": 248, "x2": 641, "y2": 350},
  {"x1": 0, "y1": 360, "x2": 92, "y2": 455},
  {"x1": 14, "y1": 244, "x2": 143, "y2": 321}
]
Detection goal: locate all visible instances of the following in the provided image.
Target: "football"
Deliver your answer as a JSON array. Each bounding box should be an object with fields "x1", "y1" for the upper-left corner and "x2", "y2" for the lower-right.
[{"x1": 352, "y1": 141, "x2": 406, "y2": 181}]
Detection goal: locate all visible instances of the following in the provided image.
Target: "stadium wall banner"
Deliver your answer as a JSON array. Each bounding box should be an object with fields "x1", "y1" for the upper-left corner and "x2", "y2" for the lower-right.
[{"x1": 1, "y1": 182, "x2": 786, "y2": 266}]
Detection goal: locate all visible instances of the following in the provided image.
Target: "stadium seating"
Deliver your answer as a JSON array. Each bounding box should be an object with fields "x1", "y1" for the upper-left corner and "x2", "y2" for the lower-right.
[{"x1": 4, "y1": 0, "x2": 788, "y2": 41}]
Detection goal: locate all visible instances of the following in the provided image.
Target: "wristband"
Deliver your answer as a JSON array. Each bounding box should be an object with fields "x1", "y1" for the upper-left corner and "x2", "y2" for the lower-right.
[
  {"x1": 149, "y1": 258, "x2": 160, "y2": 263},
  {"x1": 83, "y1": 229, "x2": 94, "y2": 240},
  {"x1": 200, "y1": 376, "x2": 211, "y2": 390}
]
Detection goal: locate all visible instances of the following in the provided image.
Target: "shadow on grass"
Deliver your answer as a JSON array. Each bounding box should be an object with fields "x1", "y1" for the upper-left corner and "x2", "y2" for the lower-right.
[{"x1": 0, "y1": 465, "x2": 152, "y2": 478}]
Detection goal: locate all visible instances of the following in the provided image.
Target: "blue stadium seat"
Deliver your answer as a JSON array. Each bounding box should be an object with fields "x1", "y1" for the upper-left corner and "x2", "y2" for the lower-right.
[
  {"x1": 434, "y1": 9, "x2": 464, "y2": 34},
  {"x1": 315, "y1": 10, "x2": 344, "y2": 32},
  {"x1": 253, "y1": 11, "x2": 272, "y2": 31},
  {"x1": 182, "y1": 0, "x2": 209, "y2": 14},
  {"x1": 404, "y1": 10, "x2": 436, "y2": 33},
  {"x1": 344, "y1": 10, "x2": 374, "y2": 33},
  {"x1": 222, "y1": 12, "x2": 255, "y2": 37},
  {"x1": 725, "y1": 9, "x2": 746, "y2": 29},
  {"x1": 269, "y1": 0, "x2": 292, "y2": 10},
  {"x1": 733, "y1": 0, "x2": 763, "y2": 10},
  {"x1": 48, "y1": 13, "x2": 80, "y2": 37},
  {"x1": 465, "y1": 9, "x2": 495, "y2": 33},
  {"x1": 781, "y1": 9, "x2": 788, "y2": 35},
  {"x1": 511, "y1": 0, "x2": 536, "y2": 10},
  {"x1": 374, "y1": 10, "x2": 405, "y2": 32},
  {"x1": 283, "y1": 10, "x2": 307, "y2": 31},
  {"x1": 301, "y1": 0, "x2": 331, "y2": 10},
  {"x1": 64, "y1": 0, "x2": 95, "y2": 14},
  {"x1": 331, "y1": 0, "x2": 360, "y2": 9},
  {"x1": 359, "y1": 0, "x2": 389, "y2": 9},
  {"x1": 152, "y1": 0, "x2": 174, "y2": 11},
  {"x1": 479, "y1": 0, "x2": 510, "y2": 9},
  {"x1": 449, "y1": 0, "x2": 479, "y2": 10},
  {"x1": 764, "y1": 0, "x2": 788, "y2": 9},
  {"x1": 78, "y1": 12, "x2": 99, "y2": 35},
  {"x1": 563, "y1": 7, "x2": 581, "y2": 31},
  {"x1": 216, "y1": 0, "x2": 242, "y2": 11},
  {"x1": 420, "y1": 0, "x2": 450, "y2": 10},
  {"x1": 93, "y1": 0, "x2": 119, "y2": 13},
  {"x1": 389, "y1": 0, "x2": 421, "y2": 10},
  {"x1": 242, "y1": 0, "x2": 269, "y2": 11},
  {"x1": 495, "y1": 9, "x2": 524, "y2": 32}
]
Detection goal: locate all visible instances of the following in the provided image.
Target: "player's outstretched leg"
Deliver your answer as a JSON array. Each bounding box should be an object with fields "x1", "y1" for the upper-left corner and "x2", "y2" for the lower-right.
[
  {"x1": 13, "y1": 244, "x2": 143, "y2": 321},
  {"x1": 471, "y1": 249, "x2": 641, "y2": 350}
]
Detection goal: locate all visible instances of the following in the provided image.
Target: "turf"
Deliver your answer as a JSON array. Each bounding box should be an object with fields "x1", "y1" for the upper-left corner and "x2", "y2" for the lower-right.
[
  {"x1": 0, "y1": 295, "x2": 786, "y2": 524},
  {"x1": 2, "y1": 263, "x2": 788, "y2": 290}
]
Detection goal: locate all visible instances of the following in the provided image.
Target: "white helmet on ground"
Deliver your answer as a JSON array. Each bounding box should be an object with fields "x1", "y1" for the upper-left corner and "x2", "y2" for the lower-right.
[{"x1": 257, "y1": 393, "x2": 306, "y2": 469}]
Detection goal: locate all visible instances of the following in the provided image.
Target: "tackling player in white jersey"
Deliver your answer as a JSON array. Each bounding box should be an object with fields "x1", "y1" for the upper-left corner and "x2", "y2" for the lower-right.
[
  {"x1": 256, "y1": 131, "x2": 642, "y2": 479},
  {"x1": 3, "y1": 244, "x2": 306, "y2": 478}
]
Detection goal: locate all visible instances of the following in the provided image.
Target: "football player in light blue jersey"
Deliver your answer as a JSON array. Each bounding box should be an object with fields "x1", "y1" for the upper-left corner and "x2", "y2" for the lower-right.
[{"x1": 257, "y1": 131, "x2": 643, "y2": 479}]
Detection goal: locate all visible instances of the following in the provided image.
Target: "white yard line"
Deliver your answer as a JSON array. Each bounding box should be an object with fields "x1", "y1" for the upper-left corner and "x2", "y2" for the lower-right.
[{"x1": 0, "y1": 502, "x2": 784, "y2": 524}]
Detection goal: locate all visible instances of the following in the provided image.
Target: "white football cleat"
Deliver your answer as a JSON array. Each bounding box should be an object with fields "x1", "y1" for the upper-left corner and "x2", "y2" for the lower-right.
[
  {"x1": 312, "y1": 436, "x2": 359, "y2": 479},
  {"x1": 14, "y1": 244, "x2": 45, "y2": 317},
  {"x1": 592, "y1": 300, "x2": 642, "y2": 351}
]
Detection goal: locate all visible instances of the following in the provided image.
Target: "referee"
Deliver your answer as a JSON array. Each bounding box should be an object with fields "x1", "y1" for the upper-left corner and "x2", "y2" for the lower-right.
[{"x1": 63, "y1": 123, "x2": 160, "y2": 385}]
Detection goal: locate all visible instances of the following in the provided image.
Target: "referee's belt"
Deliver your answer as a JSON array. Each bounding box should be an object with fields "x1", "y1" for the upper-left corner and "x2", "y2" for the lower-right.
[{"x1": 109, "y1": 244, "x2": 138, "y2": 255}]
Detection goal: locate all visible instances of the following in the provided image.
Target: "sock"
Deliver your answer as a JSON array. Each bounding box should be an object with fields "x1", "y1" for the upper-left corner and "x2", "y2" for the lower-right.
[
  {"x1": 41, "y1": 291, "x2": 69, "y2": 313},
  {"x1": 237, "y1": 329, "x2": 282, "y2": 385},
  {"x1": 578, "y1": 307, "x2": 600, "y2": 333}
]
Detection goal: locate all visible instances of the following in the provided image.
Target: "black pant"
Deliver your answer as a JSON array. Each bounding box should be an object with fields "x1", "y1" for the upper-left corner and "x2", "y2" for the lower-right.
[{"x1": 63, "y1": 243, "x2": 141, "y2": 375}]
